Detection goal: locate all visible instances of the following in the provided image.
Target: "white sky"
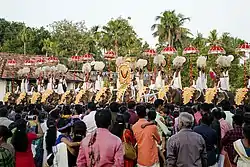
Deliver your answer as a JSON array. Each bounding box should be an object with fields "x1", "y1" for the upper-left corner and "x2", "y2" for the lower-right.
[{"x1": 0, "y1": 0, "x2": 250, "y2": 46}]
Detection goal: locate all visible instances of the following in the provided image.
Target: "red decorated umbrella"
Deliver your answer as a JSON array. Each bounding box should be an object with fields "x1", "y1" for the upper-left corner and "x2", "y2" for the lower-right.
[
  {"x1": 161, "y1": 45, "x2": 176, "y2": 76},
  {"x1": 104, "y1": 50, "x2": 116, "y2": 60},
  {"x1": 7, "y1": 59, "x2": 17, "y2": 66},
  {"x1": 47, "y1": 56, "x2": 59, "y2": 63},
  {"x1": 7, "y1": 59, "x2": 17, "y2": 92},
  {"x1": 36, "y1": 57, "x2": 46, "y2": 65},
  {"x1": 208, "y1": 45, "x2": 226, "y2": 55},
  {"x1": 183, "y1": 45, "x2": 200, "y2": 86},
  {"x1": 104, "y1": 50, "x2": 116, "y2": 80},
  {"x1": 82, "y1": 53, "x2": 94, "y2": 62},
  {"x1": 236, "y1": 42, "x2": 250, "y2": 53},
  {"x1": 183, "y1": 45, "x2": 199, "y2": 55},
  {"x1": 24, "y1": 59, "x2": 35, "y2": 66},
  {"x1": 236, "y1": 42, "x2": 250, "y2": 87},
  {"x1": 143, "y1": 49, "x2": 157, "y2": 56},
  {"x1": 161, "y1": 45, "x2": 177, "y2": 55},
  {"x1": 70, "y1": 55, "x2": 81, "y2": 62}
]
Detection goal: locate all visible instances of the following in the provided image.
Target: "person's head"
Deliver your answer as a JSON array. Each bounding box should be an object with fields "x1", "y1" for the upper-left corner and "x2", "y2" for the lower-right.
[
  {"x1": 46, "y1": 118, "x2": 57, "y2": 154},
  {"x1": 109, "y1": 102, "x2": 121, "y2": 113},
  {"x1": 87, "y1": 102, "x2": 96, "y2": 112},
  {"x1": 211, "y1": 107, "x2": 222, "y2": 120},
  {"x1": 220, "y1": 100, "x2": 231, "y2": 111},
  {"x1": 75, "y1": 104, "x2": 85, "y2": 115},
  {"x1": 201, "y1": 113, "x2": 213, "y2": 126},
  {"x1": 95, "y1": 109, "x2": 112, "y2": 129},
  {"x1": 73, "y1": 121, "x2": 87, "y2": 141},
  {"x1": 128, "y1": 101, "x2": 136, "y2": 110},
  {"x1": 123, "y1": 112, "x2": 131, "y2": 124},
  {"x1": 11, "y1": 119, "x2": 28, "y2": 152},
  {"x1": 0, "y1": 125, "x2": 12, "y2": 144},
  {"x1": 233, "y1": 114, "x2": 244, "y2": 127},
  {"x1": 178, "y1": 112, "x2": 194, "y2": 130},
  {"x1": 0, "y1": 101, "x2": 3, "y2": 107},
  {"x1": 147, "y1": 110, "x2": 156, "y2": 121},
  {"x1": 154, "y1": 99, "x2": 164, "y2": 111},
  {"x1": 243, "y1": 123, "x2": 250, "y2": 145},
  {"x1": 57, "y1": 118, "x2": 72, "y2": 134},
  {"x1": 136, "y1": 105, "x2": 147, "y2": 118},
  {"x1": 119, "y1": 105, "x2": 127, "y2": 113},
  {"x1": 200, "y1": 103, "x2": 210, "y2": 114},
  {"x1": 0, "y1": 107, "x2": 8, "y2": 117}
]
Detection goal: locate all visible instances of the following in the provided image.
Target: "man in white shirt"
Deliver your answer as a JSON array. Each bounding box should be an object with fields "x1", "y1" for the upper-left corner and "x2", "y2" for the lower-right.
[
  {"x1": 221, "y1": 100, "x2": 234, "y2": 127},
  {"x1": 82, "y1": 102, "x2": 97, "y2": 135}
]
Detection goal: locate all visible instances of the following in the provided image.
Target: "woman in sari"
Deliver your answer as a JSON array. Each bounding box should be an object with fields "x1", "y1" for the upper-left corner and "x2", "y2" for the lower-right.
[
  {"x1": 233, "y1": 122, "x2": 250, "y2": 166},
  {"x1": 111, "y1": 112, "x2": 136, "y2": 167}
]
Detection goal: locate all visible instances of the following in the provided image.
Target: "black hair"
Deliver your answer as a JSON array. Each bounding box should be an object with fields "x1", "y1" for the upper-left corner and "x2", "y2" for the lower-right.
[
  {"x1": 95, "y1": 109, "x2": 112, "y2": 129},
  {"x1": 46, "y1": 118, "x2": 57, "y2": 154},
  {"x1": 75, "y1": 105, "x2": 85, "y2": 115},
  {"x1": 201, "y1": 113, "x2": 213, "y2": 126},
  {"x1": 87, "y1": 102, "x2": 97, "y2": 111},
  {"x1": 136, "y1": 105, "x2": 147, "y2": 118},
  {"x1": 243, "y1": 123, "x2": 250, "y2": 145},
  {"x1": 154, "y1": 99, "x2": 164, "y2": 109},
  {"x1": 0, "y1": 125, "x2": 12, "y2": 142},
  {"x1": 220, "y1": 100, "x2": 231, "y2": 111},
  {"x1": 148, "y1": 110, "x2": 156, "y2": 121},
  {"x1": 0, "y1": 101, "x2": 3, "y2": 107},
  {"x1": 109, "y1": 102, "x2": 121, "y2": 113},
  {"x1": 0, "y1": 107, "x2": 8, "y2": 117},
  {"x1": 233, "y1": 114, "x2": 244, "y2": 126},
  {"x1": 212, "y1": 107, "x2": 222, "y2": 120},
  {"x1": 73, "y1": 121, "x2": 87, "y2": 142},
  {"x1": 111, "y1": 113, "x2": 125, "y2": 138},
  {"x1": 200, "y1": 103, "x2": 210, "y2": 113},
  {"x1": 11, "y1": 119, "x2": 28, "y2": 152},
  {"x1": 119, "y1": 106, "x2": 127, "y2": 113},
  {"x1": 62, "y1": 105, "x2": 72, "y2": 115},
  {"x1": 57, "y1": 118, "x2": 72, "y2": 134},
  {"x1": 128, "y1": 101, "x2": 136, "y2": 109}
]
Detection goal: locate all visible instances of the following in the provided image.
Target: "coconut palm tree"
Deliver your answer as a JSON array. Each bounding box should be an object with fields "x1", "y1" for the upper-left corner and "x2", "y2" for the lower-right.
[{"x1": 151, "y1": 10, "x2": 190, "y2": 47}]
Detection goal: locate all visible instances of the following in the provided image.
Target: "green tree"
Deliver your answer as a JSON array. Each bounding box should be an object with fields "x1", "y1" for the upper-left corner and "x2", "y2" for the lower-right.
[{"x1": 151, "y1": 10, "x2": 190, "y2": 47}]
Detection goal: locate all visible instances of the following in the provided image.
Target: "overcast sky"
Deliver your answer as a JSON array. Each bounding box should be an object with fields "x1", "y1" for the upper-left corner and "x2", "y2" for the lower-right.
[{"x1": 1, "y1": 0, "x2": 249, "y2": 46}]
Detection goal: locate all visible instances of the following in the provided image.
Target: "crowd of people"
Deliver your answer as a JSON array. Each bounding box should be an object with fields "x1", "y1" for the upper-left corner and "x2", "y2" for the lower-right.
[{"x1": 0, "y1": 99, "x2": 249, "y2": 167}]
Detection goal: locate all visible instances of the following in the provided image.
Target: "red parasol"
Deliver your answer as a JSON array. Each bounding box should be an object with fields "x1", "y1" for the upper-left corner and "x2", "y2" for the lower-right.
[
  {"x1": 104, "y1": 50, "x2": 116, "y2": 60},
  {"x1": 236, "y1": 42, "x2": 250, "y2": 53},
  {"x1": 36, "y1": 57, "x2": 46, "y2": 65},
  {"x1": 236, "y1": 42, "x2": 250, "y2": 87},
  {"x1": 208, "y1": 45, "x2": 226, "y2": 55},
  {"x1": 70, "y1": 55, "x2": 81, "y2": 62},
  {"x1": 82, "y1": 53, "x2": 94, "y2": 62},
  {"x1": 7, "y1": 59, "x2": 17, "y2": 66},
  {"x1": 24, "y1": 59, "x2": 35, "y2": 66},
  {"x1": 183, "y1": 45, "x2": 199, "y2": 55},
  {"x1": 161, "y1": 45, "x2": 177, "y2": 55},
  {"x1": 183, "y1": 45, "x2": 200, "y2": 86},
  {"x1": 47, "y1": 56, "x2": 59, "y2": 63},
  {"x1": 143, "y1": 49, "x2": 157, "y2": 56}
]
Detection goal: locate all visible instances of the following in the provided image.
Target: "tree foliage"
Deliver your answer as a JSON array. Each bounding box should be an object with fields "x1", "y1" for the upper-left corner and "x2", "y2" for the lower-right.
[{"x1": 0, "y1": 12, "x2": 248, "y2": 89}]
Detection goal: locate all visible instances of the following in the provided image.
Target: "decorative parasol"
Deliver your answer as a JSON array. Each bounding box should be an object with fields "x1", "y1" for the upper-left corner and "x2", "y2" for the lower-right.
[
  {"x1": 70, "y1": 55, "x2": 82, "y2": 62},
  {"x1": 7, "y1": 59, "x2": 17, "y2": 92},
  {"x1": 104, "y1": 50, "x2": 116, "y2": 80},
  {"x1": 82, "y1": 53, "x2": 94, "y2": 62},
  {"x1": 208, "y1": 45, "x2": 226, "y2": 55},
  {"x1": 47, "y1": 56, "x2": 59, "y2": 63},
  {"x1": 236, "y1": 42, "x2": 250, "y2": 87},
  {"x1": 104, "y1": 50, "x2": 116, "y2": 60},
  {"x1": 183, "y1": 45, "x2": 200, "y2": 86},
  {"x1": 143, "y1": 49, "x2": 157, "y2": 56},
  {"x1": 161, "y1": 45, "x2": 177, "y2": 75},
  {"x1": 7, "y1": 59, "x2": 16, "y2": 66},
  {"x1": 36, "y1": 57, "x2": 46, "y2": 65},
  {"x1": 24, "y1": 59, "x2": 35, "y2": 66}
]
